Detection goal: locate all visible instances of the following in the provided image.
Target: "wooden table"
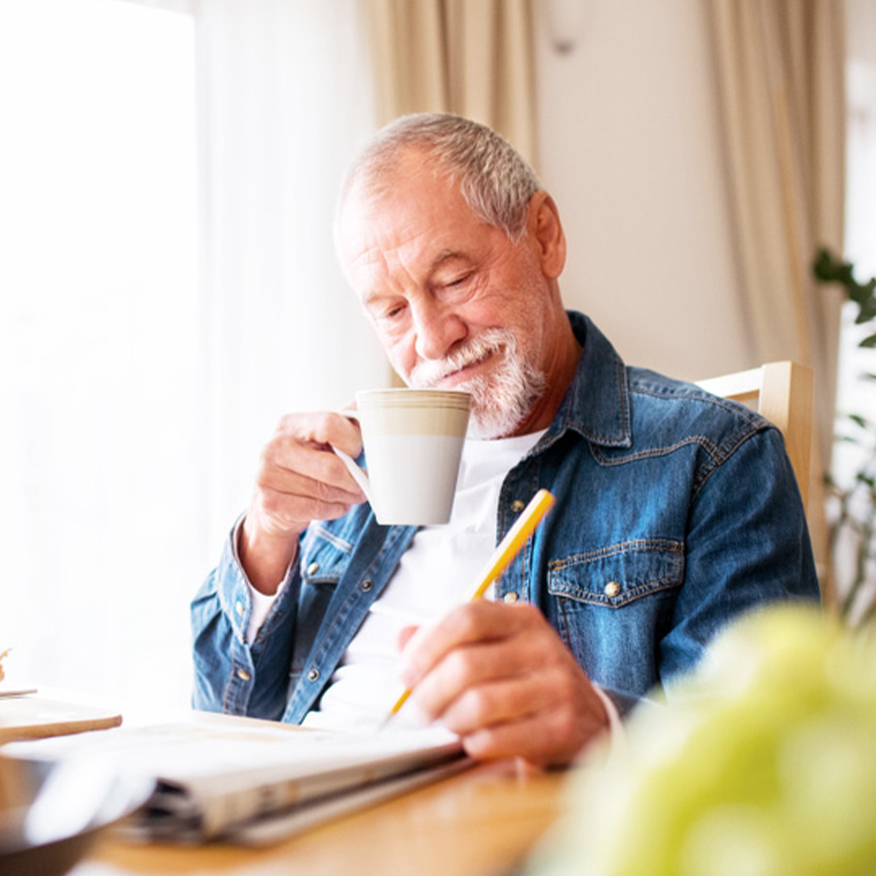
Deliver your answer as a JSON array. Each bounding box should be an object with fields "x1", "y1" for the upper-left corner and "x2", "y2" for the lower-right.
[
  {"x1": 72, "y1": 759, "x2": 568, "y2": 876},
  {"x1": 2, "y1": 693, "x2": 571, "y2": 876}
]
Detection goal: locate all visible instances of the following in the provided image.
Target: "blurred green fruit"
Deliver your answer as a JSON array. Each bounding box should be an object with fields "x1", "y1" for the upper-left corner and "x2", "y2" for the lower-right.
[{"x1": 527, "y1": 605, "x2": 876, "y2": 876}]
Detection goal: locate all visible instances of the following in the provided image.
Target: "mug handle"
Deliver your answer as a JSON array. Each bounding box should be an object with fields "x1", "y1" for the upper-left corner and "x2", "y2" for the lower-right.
[{"x1": 332, "y1": 411, "x2": 376, "y2": 509}]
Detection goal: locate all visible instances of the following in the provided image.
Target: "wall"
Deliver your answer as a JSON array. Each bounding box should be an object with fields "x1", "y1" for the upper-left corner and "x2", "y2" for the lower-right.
[{"x1": 533, "y1": 0, "x2": 751, "y2": 381}]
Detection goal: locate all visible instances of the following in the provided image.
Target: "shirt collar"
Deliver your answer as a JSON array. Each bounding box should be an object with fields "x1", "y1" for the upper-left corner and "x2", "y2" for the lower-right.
[{"x1": 553, "y1": 311, "x2": 633, "y2": 448}]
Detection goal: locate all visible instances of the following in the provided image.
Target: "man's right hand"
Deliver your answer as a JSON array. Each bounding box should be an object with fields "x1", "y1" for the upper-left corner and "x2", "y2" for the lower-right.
[{"x1": 238, "y1": 411, "x2": 367, "y2": 594}]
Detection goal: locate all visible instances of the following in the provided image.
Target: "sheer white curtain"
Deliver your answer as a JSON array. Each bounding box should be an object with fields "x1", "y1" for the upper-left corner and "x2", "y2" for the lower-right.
[
  {"x1": 197, "y1": 0, "x2": 387, "y2": 548},
  {"x1": 831, "y1": 0, "x2": 876, "y2": 616},
  {"x1": 845, "y1": 0, "x2": 876, "y2": 282},
  {"x1": 0, "y1": 0, "x2": 384, "y2": 707}
]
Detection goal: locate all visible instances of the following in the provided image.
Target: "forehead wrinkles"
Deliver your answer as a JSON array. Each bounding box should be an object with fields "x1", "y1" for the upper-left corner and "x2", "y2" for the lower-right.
[{"x1": 348, "y1": 225, "x2": 439, "y2": 299}]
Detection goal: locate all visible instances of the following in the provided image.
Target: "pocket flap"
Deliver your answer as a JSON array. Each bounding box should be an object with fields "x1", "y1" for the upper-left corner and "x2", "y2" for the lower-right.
[{"x1": 548, "y1": 539, "x2": 683, "y2": 607}]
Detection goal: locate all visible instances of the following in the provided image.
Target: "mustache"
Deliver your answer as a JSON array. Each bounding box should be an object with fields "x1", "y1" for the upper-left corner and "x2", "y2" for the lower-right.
[{"x1": 408, "y1": 329, "x2": 515, "y2": 388}]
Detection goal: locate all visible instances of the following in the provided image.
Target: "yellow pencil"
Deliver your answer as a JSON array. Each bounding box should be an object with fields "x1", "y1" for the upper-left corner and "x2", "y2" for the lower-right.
[{"x1": 384, "y1": 489, "x2": 556, "y2": 722}]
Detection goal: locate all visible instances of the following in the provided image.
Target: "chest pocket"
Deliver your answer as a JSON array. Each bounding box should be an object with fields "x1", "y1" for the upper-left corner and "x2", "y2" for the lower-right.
[{"x1": 548, "y1": 539, "x2": 684, "y2": 607}]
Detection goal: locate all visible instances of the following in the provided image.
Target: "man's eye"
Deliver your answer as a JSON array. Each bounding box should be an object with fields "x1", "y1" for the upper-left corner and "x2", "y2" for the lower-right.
[
  {"x1": 446, "y1": 274, "x2": 471, "y2": 288},
  {"x1": 382, "y1": 304, "x2": 405, "y2": 320}
]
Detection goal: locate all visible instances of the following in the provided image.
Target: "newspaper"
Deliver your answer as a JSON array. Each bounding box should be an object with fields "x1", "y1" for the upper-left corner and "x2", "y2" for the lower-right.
[{"x1": 7, "y1": 715, "x2": 468, "y2": 843}]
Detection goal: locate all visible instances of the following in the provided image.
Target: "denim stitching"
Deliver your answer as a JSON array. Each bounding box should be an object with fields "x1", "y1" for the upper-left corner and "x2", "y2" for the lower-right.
[
  {"x1": 309, "y1": 524, "x2": 354, "y2": 553},
  {"x1": 587, "y1": 382, "x2": 767, "y2": 469},
  {"x1": 591, "y1": 436, "x2": 725, "y2": 467},
  {"x1": 550, "y1": 578, "x2": 681, "y2": 608},
  {"x1": 549, "y1": 538, "x2": 684, "y2": 570},
  {"x1": 631, "y1": 383, "x2": 764, "y2": 424},
  {"x1": 548, "y1": 539, "x2": 684, "y2": 607},
  {"x1": 691, "y1": 424, "x2": 772, "y2": 499},
  {"x1": 590, "y1": 419, "x2": 768, "y2": 498}
]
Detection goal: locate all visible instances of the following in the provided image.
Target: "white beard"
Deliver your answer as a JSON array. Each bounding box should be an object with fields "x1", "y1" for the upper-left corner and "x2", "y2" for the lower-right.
[{"x1": 407, "y1": 329, "x2": 546, "y2": 439}]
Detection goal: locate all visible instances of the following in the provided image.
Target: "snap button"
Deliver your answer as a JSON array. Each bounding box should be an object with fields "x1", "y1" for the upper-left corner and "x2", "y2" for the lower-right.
[
  {"x1": 503, "y1": 592, "x2": 519, "y2": 603},
  {"x1": 235, "y1": 601, "x2": 245, "y2": 616},
  {"x1": 510, "y1": 499, "x2": 526, "y2": 513},
  {"x1": 307, "y1": 668, "x2": 320, "y2": 682},
  {"x1": 306, "y1": 562, "x2": 320, "y2": 576},
  {"x1": 361, "y1": 579, "x2": 374, "y2": 592},
  {"x1": 236, "y1": 668, "x2": 251, "y2": 682},
  {"x1": 604, "y1": 581, "x2": 621, "y2": 598}
]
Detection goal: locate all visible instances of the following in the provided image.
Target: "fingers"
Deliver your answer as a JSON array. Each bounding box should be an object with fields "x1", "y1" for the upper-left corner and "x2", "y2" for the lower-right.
[
  {"x1": 255, "y1": 449, "x2": 362, "y2": 528},
  {"x1": 253, "y1": 410, "x2": 367, "y2": 535},
  {"x1": 400, "y1": 601, "x2": 609, "y2": 767},
  {"x1": 268, "y1": 411, "x2": 365, "y2": 493},
  {"x1": 239, "y1": 410, "x2": 368, "y2": 593},
  {"x1": 400, "y1": 600, "x2": 538, "y2": 689},
  {"x1": 457, "y1": 704, "x2": 599, "y2": 766},
  {"x1": 437, "y1": 669, "x2": 559, "y2": 733},
  {"x1": 403, "y1": 611, "x2": 549, "y2": 715}
]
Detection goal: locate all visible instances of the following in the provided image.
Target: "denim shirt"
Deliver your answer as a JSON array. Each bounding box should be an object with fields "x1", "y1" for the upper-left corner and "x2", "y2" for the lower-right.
[{"x1": 192, "y1": 311, "x2": 819, "y2": 721}]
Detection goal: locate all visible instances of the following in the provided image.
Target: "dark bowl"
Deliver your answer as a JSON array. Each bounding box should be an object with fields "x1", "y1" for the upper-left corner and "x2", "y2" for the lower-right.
[{"x1": 0, "y1": 755, "x2": 154, "y2": 876}]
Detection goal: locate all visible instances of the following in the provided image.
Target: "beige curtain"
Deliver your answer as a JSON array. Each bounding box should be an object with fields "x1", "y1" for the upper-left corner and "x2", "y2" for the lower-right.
[
  {"x1": 707, "y1": 0, "x2": 846, "y2": 597},
  {"x1": 362, "y1": 0, "x2": 538, "y2": 166}
]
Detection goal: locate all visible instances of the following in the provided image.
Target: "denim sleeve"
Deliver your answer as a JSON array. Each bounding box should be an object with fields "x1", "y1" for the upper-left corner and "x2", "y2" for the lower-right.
[
  {"x1": 191, "y1": 521, "x2": 300, "y2": 720},
  {"x1": 660, "y1": 425, "x2": 820, "y2": 687}
]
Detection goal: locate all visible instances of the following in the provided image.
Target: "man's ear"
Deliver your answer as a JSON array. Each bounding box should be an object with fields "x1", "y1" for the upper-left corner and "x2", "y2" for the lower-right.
[{"x1": 527, "y1": 191, "x2": 566, "y2": 279}]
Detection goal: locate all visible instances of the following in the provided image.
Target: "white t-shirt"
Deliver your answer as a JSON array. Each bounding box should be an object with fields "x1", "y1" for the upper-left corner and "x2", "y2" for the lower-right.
[{"x1": 245, "y1": 432, "x2": 545, "y2": 732}]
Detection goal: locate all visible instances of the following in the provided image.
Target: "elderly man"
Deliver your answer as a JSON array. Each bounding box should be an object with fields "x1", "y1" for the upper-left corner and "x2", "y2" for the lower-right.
[{"x1": 192, "y1": 113, "x2": 819, "y2": 767}]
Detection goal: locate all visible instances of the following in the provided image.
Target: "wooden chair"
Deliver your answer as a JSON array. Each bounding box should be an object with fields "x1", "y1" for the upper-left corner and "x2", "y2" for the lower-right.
[{"x1": 696, "y1": 361, "x2": 814, "y2": 511}]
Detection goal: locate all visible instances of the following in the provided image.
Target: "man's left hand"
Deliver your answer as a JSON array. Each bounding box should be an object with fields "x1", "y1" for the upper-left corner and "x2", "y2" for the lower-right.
[{"x1": 398, "y1": 601, "x2": 609, "y2": 768}]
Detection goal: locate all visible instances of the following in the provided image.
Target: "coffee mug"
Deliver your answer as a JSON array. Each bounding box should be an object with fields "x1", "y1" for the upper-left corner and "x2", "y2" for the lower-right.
[{"x1": 333, "y1": 388, "x2": 471, "y2": 525}]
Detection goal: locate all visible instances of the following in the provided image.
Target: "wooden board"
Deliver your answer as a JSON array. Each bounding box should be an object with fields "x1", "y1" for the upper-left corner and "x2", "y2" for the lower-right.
[{"x1": 0, "y1": 694, "x2": 122, "y2": 743}]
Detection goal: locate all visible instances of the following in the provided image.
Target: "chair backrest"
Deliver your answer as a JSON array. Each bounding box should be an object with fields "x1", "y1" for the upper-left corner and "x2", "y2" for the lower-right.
[{"x1": 696, "y1": 361, "x2": 814, "y2": 510}]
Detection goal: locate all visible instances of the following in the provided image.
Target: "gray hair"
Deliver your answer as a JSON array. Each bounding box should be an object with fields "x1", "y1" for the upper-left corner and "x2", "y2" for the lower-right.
[{"x1": 339, "y1": 113, "x2": 541, "y2": 241}]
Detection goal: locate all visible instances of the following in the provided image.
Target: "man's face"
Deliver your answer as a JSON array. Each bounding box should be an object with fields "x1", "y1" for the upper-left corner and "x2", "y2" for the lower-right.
[{"x1": 338, "y1": 156, "x2": 557, "y2": 439}]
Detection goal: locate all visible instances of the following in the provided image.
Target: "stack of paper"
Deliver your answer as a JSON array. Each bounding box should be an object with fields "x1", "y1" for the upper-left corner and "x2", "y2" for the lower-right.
[{"x1": 8, "y1": 716, "x2": 469, "y2": 844}]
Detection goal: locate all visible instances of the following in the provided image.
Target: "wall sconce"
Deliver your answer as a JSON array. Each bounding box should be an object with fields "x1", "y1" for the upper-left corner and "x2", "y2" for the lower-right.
[{"x1": 539, "y1": 0, "x2": 593, "y2": 54}]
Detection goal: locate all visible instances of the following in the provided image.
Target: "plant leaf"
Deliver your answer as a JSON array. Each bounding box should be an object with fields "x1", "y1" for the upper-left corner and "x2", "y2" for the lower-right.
[{"x1": 855, "y1": 302, "x2": 876, "y2": 323}]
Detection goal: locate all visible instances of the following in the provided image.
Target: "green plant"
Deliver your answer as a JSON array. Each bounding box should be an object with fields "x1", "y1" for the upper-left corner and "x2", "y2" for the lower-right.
[{"x1": 813, "y1": 248, "x2": 876, "y2": 624}]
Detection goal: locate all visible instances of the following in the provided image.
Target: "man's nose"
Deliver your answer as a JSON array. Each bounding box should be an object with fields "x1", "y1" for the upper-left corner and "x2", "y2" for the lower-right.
[{"x1": 412, "y1": 299, "x2": 467, "y2": 361}]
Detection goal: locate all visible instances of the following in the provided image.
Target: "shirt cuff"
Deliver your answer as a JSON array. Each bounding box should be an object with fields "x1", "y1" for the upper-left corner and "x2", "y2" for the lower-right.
[
  {"x1": 232, "y1": 517, "x2": 291, "y2": 643},
  {"x1": 593, "y1": 682, "x2": 625, "y2": 745}
]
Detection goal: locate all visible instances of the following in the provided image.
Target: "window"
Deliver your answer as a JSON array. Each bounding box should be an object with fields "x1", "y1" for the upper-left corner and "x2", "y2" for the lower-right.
[
  {"x1": 831, "y1": 0, "x2": 876, "y2": 618},
  {"x1": 0, "y1": 0, "x2": 199, "y2": 705}
]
